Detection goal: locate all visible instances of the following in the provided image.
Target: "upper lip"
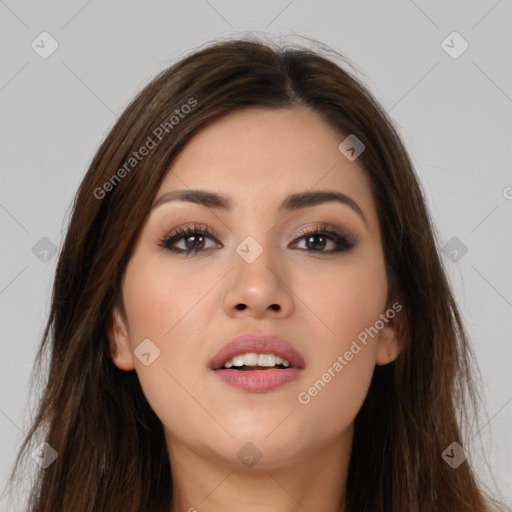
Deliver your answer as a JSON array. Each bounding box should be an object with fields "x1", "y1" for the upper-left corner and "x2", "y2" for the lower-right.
[{"x1": 210, "y1": 333, "x2": 306, "y2": 370}]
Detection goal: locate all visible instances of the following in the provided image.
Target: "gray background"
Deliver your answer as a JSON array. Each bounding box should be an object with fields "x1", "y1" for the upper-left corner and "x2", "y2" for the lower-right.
[{"x1": 1, "y1": 0, "x2": 511, "y2": 509}]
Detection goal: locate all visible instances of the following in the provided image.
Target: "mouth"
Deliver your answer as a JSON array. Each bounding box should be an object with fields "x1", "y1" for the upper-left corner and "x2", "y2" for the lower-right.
[{"x1": 210, "y1": 333, "x2": 305, "y2": 393}]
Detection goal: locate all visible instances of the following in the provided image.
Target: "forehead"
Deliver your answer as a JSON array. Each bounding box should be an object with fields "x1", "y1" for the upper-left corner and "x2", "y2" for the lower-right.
[{"x1": 157, "y1": 106, "x2": 375, "y2": 219}]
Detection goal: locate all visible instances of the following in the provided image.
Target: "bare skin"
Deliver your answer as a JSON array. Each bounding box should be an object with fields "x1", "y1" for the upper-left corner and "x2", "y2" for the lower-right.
[{"x1": 108, "y1": 106, "x2": 403, "y2": 512}]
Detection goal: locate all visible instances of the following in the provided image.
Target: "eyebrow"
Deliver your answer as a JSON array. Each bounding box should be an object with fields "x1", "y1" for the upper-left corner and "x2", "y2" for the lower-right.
[{"x1": 152, "y1": 189, "x2": 368, "y2": 225}]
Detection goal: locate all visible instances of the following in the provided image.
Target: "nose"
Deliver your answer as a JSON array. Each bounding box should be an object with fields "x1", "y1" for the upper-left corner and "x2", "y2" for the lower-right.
[{"x1": 222, "y1": 239, "x2": 294, "y2": 319}]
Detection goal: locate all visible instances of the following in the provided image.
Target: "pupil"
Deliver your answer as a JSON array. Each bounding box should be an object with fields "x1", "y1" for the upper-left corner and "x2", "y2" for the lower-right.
[
  {"x1": 187, "y1": 235, "x2": 203, "y2": 249},
  {"x1": 307, "y1": 235, "x2": 325, "y2": 250}
]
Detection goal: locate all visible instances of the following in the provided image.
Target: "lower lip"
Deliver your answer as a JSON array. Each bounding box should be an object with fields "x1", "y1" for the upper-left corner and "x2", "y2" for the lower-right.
[{"x1": 213, "y1": 368, "x2": 303, "y2": 393}]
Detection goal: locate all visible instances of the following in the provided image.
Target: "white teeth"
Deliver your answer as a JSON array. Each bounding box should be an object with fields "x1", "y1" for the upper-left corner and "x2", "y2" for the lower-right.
[
  {"x1": 222, "y1": 352, "x2": 291, "y2": 368},
  {"x1": 232, "y1": 355, "x2": 245, "y2": 367},
  {"x1": 258, "y1": 354, "x2": 276, "y2": 367},
  {"x1": 244, "y1": 353, "x2": 259, "y2": 366}
]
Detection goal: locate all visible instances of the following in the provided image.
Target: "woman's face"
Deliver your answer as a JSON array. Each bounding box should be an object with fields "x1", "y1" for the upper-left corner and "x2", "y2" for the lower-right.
[{"x1": 110, "y1": 106, "x2": 402, "y2": 470}]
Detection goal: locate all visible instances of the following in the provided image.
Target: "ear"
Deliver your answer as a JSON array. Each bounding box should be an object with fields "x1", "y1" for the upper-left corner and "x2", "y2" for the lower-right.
[
  {"x1": 107, "y1": 305, "x2": 136, "y2": 371},
  {"x1": 375, "y1": 304, "x2": 406, "y2": 366}
]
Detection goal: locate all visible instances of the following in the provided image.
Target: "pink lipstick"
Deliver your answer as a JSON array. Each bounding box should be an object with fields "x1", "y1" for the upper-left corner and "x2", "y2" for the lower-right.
[{"x1": 210, "y1": 333, "x2": 305, "y2": 393}]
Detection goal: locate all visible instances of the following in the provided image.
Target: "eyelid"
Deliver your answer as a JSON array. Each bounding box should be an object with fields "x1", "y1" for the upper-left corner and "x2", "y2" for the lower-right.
[
  {"x1": 158, "y1": 218, "x2": 357, "y2": 243},
  {"x1": 294, "y1": 222, "x2": 358, "y2": 244},
  {"x1": 158, "y1": 220, "x2": 358, "y2": 257},
  {"x1": 157, "y1": 222, "x2": 217, "y2": 242}
]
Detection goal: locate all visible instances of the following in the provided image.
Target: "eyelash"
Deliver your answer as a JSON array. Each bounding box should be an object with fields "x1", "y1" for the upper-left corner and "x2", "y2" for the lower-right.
[{"x1": 158, "y1": 223, "x2": 356, "y2": 257}]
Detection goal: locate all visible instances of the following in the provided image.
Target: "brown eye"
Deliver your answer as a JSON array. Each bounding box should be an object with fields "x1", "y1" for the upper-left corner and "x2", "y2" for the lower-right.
[
  {"x1": 293, "y1": 224, "x2": 356, "y2": 253},
  {"x1": 159, "y1": 226, "x2": 220, "y2": 256}
]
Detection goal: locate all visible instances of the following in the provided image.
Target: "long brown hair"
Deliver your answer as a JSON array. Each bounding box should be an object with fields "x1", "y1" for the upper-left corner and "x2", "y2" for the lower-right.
[{"x1": 4, "y1": 35, "x2": 507, "y2": 511}]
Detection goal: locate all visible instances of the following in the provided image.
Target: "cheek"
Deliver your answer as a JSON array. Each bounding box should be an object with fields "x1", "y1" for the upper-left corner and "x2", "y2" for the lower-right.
[
  {"x1": 120, "y1": 257, "x2": 220, "y2": 436},
  {"x1": 297, "y1": 252, "x2": 387, "y2": 352},
  {"x1": 122, "y1": 254, "x2": 216, "y2": 343},
  {"x1": 120, "y1": 255, "x2": 217, "y2": 404},
  {"x1": 292, "y1": 255, "x2": 386, "y2": 436}
]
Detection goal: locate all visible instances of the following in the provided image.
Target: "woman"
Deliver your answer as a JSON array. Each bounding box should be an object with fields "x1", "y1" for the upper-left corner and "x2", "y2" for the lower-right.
[{"x1": 6, "y1": 36, "x2": 507, "y2": 511}]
